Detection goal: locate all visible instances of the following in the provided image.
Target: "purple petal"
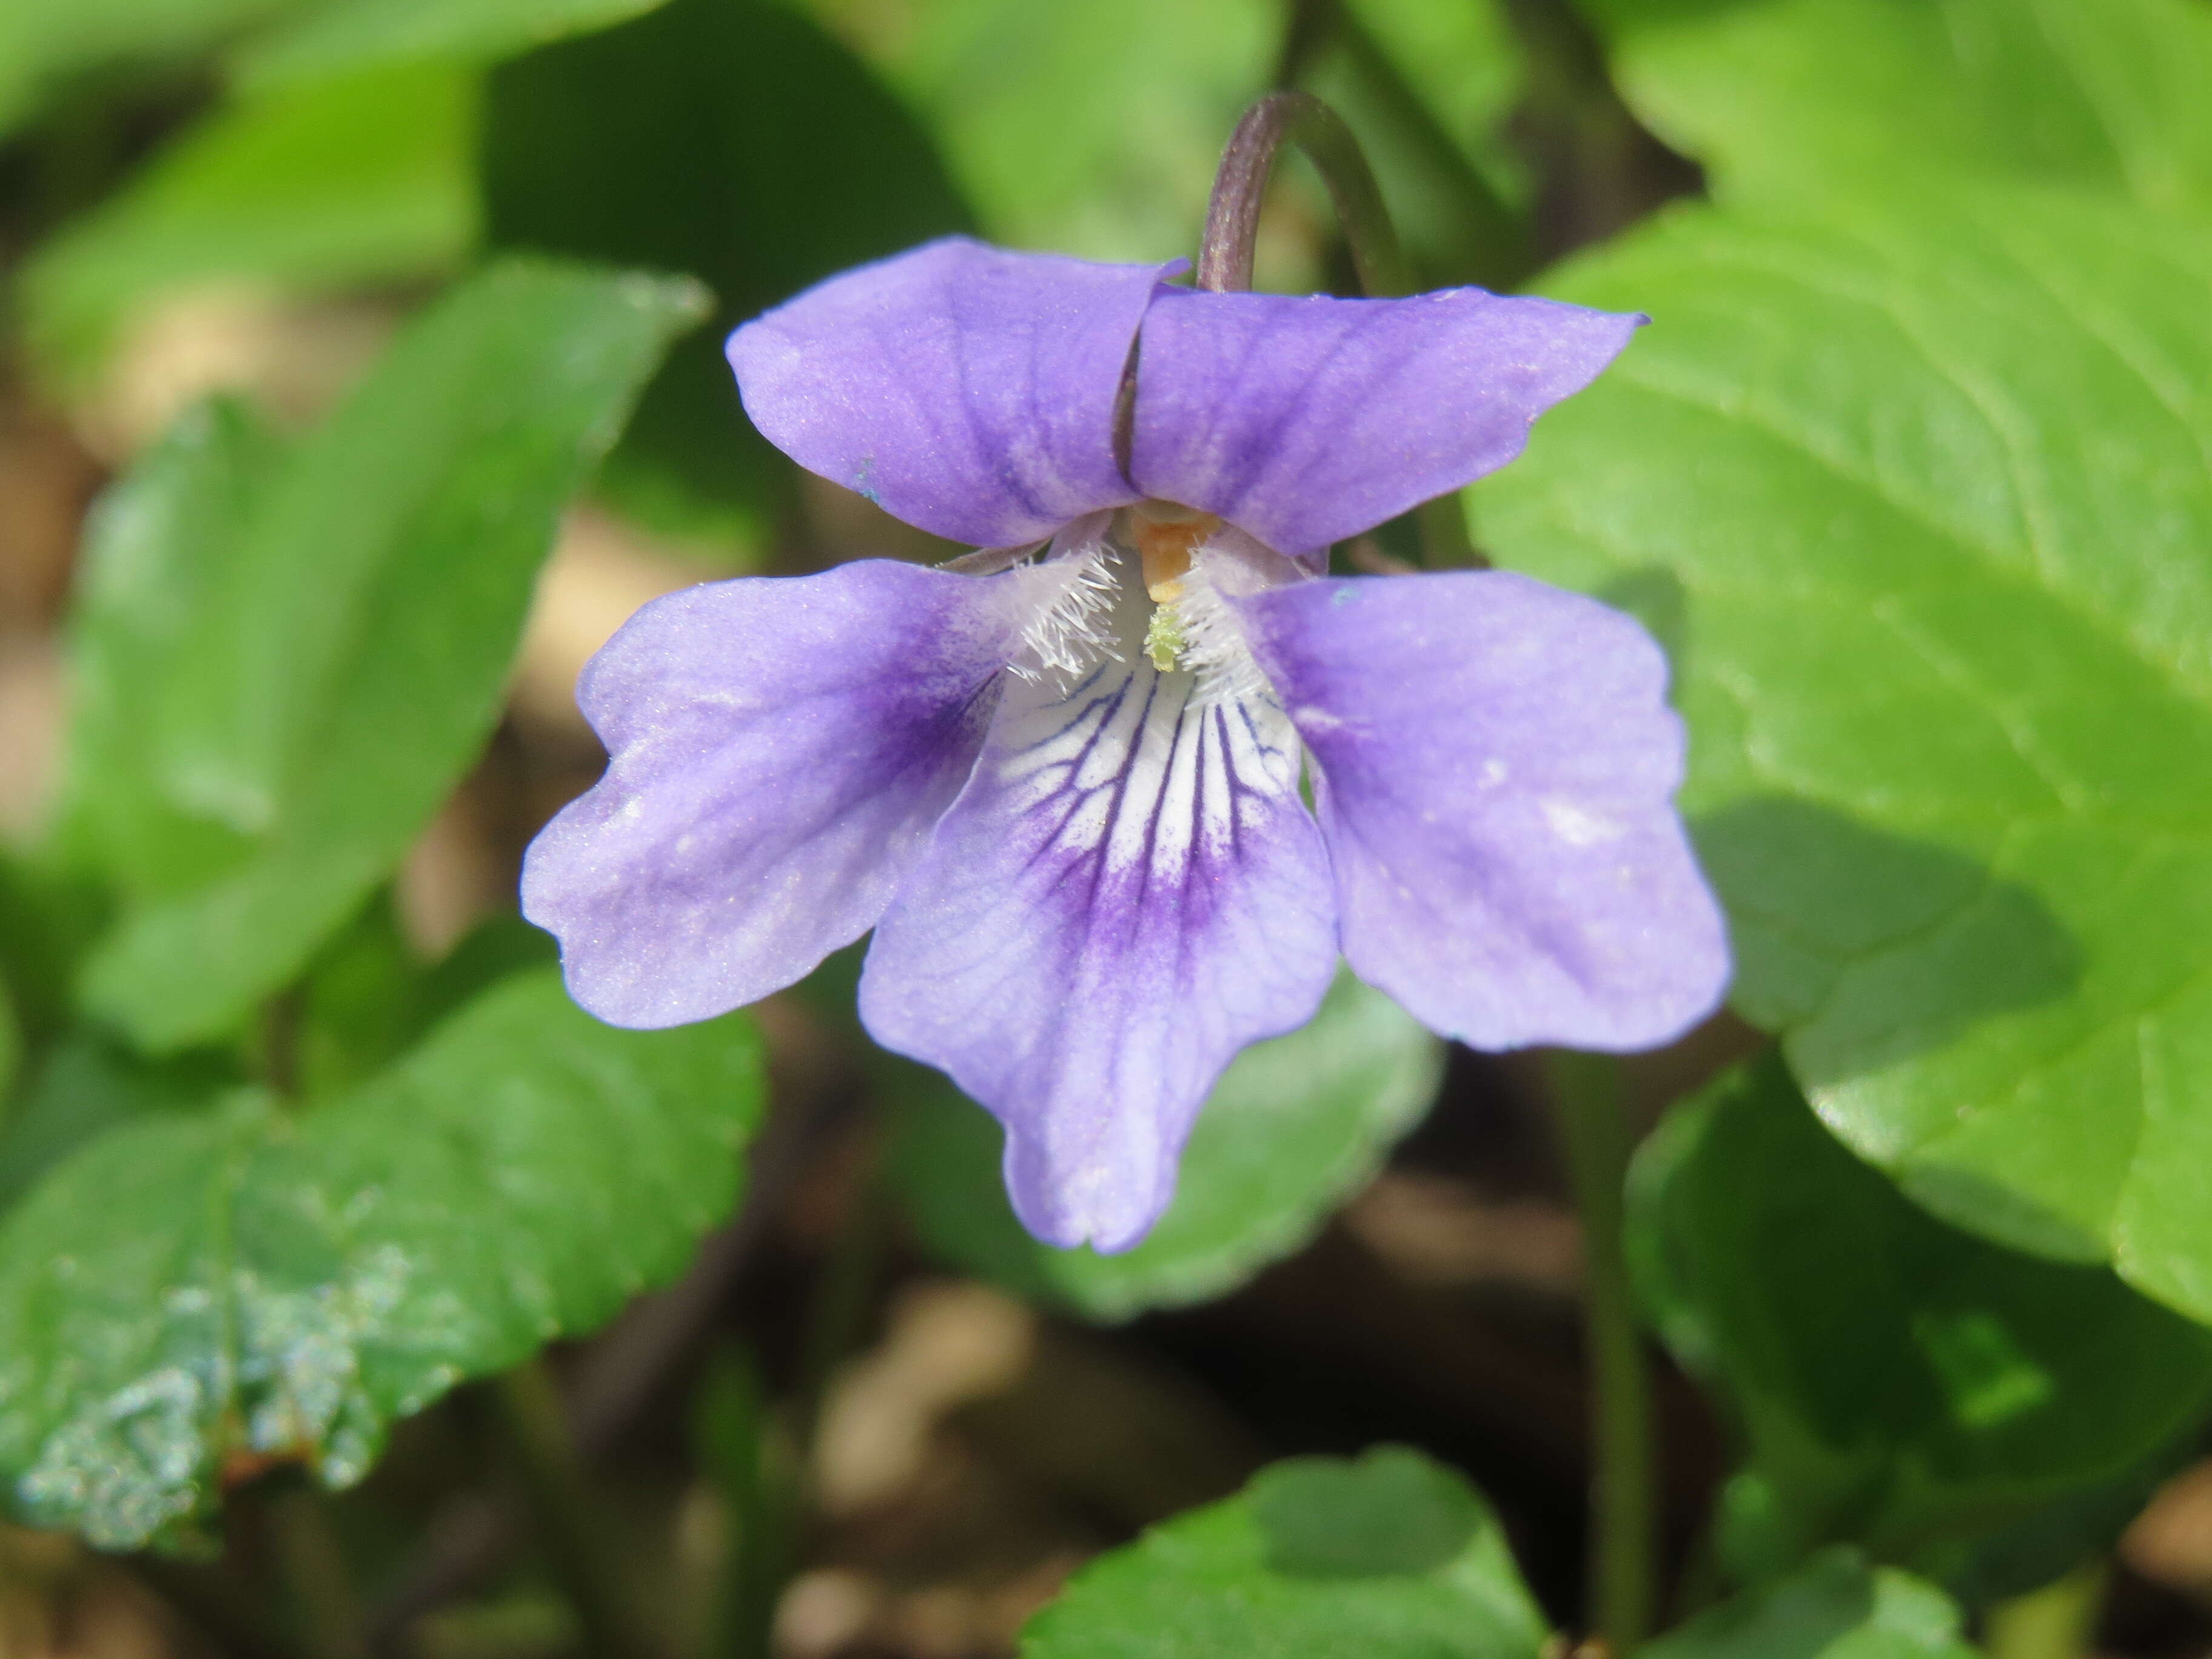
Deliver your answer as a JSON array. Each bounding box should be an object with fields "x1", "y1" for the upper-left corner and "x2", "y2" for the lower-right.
[
  {"x1": 1236, "y1": 571, "x2": 1729, "y2": 1050},
  {"x1": 521, "y1": 560, "x2": 1030, "y2": 1027},
  {"x1": 860, "y1": 638, "x2": 1338, "y2": 1252},
  {"x1": 728, "y1": 237, "x2": 1165, "y2": 548},
  {"x1": 1131, "y1": 287, "x2": 1641, "y2": 557}
]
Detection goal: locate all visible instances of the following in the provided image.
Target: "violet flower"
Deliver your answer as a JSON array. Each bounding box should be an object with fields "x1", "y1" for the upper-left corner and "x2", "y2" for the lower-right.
[{"x1": 522, "y1": 237, "x2": 1729, "y2": 1252}]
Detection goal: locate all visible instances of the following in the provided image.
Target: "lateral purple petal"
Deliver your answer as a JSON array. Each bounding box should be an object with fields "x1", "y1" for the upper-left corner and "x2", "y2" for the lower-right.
[
  {"x1": 1237, "y1": 571, "x2": 1729, "y2": 1051},
  {"x1": 521, "y1": 560, "x2": 1022, "y2": 1028},
  {"x1": 728, "y1": 237, "x2": 1163, "y2": 548},
  {"x1": 859, "y1": 657, "x2": 1338, "y2": 1252},
  {"x1": 1131, "y1": 287, "x2": 1641, "y2": 556}
]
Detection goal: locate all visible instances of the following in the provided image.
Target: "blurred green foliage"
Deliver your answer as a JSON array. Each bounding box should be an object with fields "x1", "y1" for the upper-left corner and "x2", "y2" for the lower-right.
[
  {"x1": 0, "y1": 0, "x2": 2207, "y2": 1647},
  {"x1": 1631, "y1": 1054, "x2": 2212, "y2": 1596}
]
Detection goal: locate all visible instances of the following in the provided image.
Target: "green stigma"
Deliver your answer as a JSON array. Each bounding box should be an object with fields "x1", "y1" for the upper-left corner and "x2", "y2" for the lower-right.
[{"x1": 1144, "y1": 604, "x2": 1186, "y2": 672}]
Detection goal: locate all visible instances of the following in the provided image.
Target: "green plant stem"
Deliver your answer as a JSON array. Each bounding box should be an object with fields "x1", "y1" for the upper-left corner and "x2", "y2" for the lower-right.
[
  {"x1": 495, "y1": 1359, "x2": 657, "y2": 1659},
  {"x1": 1985, "y1": 1560, "x2": 2108, "y2": 1659},
  {"x1": 265, "y1": 1481, "x2": 367, "y2": 1659},
  {"x1": 697, "y1": 1164, "x2": 882, "y2": 1659},
  {"x1": 794, "y1": 1171, "x2": 886, "y2": 1455},
  {"x1": 695, "y1": 1350, "x2": 796, "y2": 1659},
  {"x1": 1546, "y1": 1050, "x2": 1655, "y2": 1652},
  {"x1": 260, "y1": 987, "x2": 303, "y2": 1101}
]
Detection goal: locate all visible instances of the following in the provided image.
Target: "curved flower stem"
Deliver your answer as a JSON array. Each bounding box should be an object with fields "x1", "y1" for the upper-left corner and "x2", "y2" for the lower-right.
[
  {"x1": 1198, "y1": 91, "x2": 1410, "y2": 298},
  {"x1": 1199, "y1": 92, "x2": 1481, "y2": 569},
  {"x1": 1545, "y1": 1050, "x2": 1655, "y2": 1652}
]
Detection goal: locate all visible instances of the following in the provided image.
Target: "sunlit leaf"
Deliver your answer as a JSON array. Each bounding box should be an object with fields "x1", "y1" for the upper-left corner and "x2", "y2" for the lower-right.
[
  {"x1": 0, "y1": 971, "x2": 764, "y2": 1551},
  {"x1": 1022, "y1": 1446, "x2": 1549, "y2": 1658},
  {"x1": 67, "y1": 259, "x2": 705, "y2": 1051},
  {"x1": 1476, "y1": 186, "x2": 2212, "y2": 1321},
  {"x1": 1630, "y1": 1054, "x2": 2212, "y2": 1586},
  {"x1": 1578, "y1": 0, "x2": 2212, "y2": 217},
  {"x1": 887, "y1": 974, "x2": 1441, "y2": 1322}
]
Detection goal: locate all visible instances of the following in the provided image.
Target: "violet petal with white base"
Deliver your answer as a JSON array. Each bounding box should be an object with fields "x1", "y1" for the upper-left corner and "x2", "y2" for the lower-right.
[
  {"x1": 521, "y1": 560, "x2": 1027, "y2": 1027},
  {"x1": 1236, "y1": 569, "x2": 1730, "y2": 1051}
]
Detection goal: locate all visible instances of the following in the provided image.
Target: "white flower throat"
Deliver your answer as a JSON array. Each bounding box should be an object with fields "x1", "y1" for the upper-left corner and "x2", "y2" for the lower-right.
[{"x1": 1010, "y1": 501, "x2": 1283, "y2": 710}]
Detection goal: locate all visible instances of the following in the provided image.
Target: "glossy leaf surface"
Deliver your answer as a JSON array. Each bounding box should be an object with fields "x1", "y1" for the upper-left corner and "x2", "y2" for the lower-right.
[
  {"x1": 1578, "y1": 0, "x2": 2212, "y2": 217},
  {"x1": 1477, "y1": 186, "x2": 2212, "y2": 1319},
  {"x1": 0, "y1": 971, "x2": 763, "y2": 1551}
]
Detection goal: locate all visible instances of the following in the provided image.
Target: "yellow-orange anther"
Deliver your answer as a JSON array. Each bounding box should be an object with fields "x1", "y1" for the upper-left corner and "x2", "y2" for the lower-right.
[{"x1": 1129, "y1": 503, "x2": 1220, "y2": 602}]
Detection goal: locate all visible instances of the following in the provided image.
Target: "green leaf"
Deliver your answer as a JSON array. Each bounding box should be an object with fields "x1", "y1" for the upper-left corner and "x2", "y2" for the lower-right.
[
  {"x1": 1629, "y1": 1053, "x2": 2212, "y2": 1586},
  {"x1": 0, "y1": 970, "x2": 765, "y2": 1551},
  {"x1": 1578, "y1": 0, "x2": 2212, "y2": 217},
  {"x1": 0, "y1": 0, "x2": 303, "y2": 140},
  {"x1": 1473, "y1": 186, "x2": 2212, "y2": 1320},
  {"x1": 65, "y1": 259, "x2": 706, "y2": 1052},
  {"x1": 21, "y1": 61, "x2": 477, "y2": 381},
  {"x1": 1642, "y1": 1549, "x2": 1977, "y2": 1659},
  {"x1": 819, "y1": 0, "x2": 1272, "y2": 263},
  {"x1": 58, "y1": 396, "x2": 288, "y2": 897},
  {"x1": 293, "y1": 899, "x2": 558, "y2": 1097},
  {"x1": 0, "y1": 1038, "x2": 236, "y2": 1218},
  {"x1": 480, "y1": 0, "x2": 971, "y2": 541},
  {"x1": 235, "y1": 0, "x2": 674, "y2": 90},
  {"x1": 1021, "y1": 1446, "x2": 1548, "y2": 1658},
  {"x1": 888, "y1": 974, "x2": 1441, "y2": 1322}
]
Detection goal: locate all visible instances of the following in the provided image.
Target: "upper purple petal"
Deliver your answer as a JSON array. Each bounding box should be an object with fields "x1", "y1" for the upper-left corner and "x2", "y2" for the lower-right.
[
  {"x1": 521, "y1": 560, "x2": 1029, "y2": 1027},
  {"x1": 728, "y1": 237, "x2": 1165, "y2": 548},
  {"x1": 1130, "y1": 287, "x2": 1641, "y2": 556},
  {"x1": 1236, "y1": 570, "x2": 1729, "y2": 1051},
  {"x1": 859, "y1": 611, "x2": 1338, "y2": 1252}
]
